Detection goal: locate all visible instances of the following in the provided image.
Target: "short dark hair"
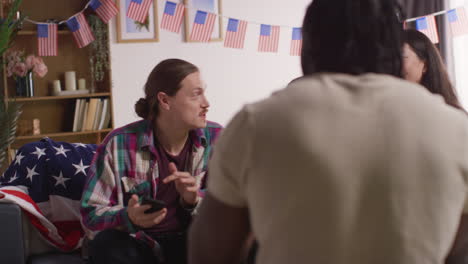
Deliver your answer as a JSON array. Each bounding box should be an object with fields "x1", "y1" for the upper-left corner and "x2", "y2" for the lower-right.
[
  {"x1": 135, "y1": 59, "x2": 199, "y2": 120},
  {"x1": 301, "y1": 0, "x2": 404, "y2": 77},
  {"x1": 403, "y1": 29, "x2": 464, "y2": 111}
]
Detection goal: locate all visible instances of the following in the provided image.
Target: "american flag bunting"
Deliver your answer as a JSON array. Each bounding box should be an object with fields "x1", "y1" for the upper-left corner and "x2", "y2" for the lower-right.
[
  {"x1": 127, "y1": 0, "x2": 152, "y2": 23},
  {"x1": 89, "y1": 0, "x2": 118, "y2": 24},
  {"x1": 190, "y1": 10, "x2": 217, "y2": 42},
  {"x1": 161, "y1": 1, "x2": 185, "y2": 33},
  {"x1": 416, "y1": 16, "x2": 439, "y2": 44},
  {"x1": 258, "y1": 24, "x2": 280, "y2": 53},
  {"x1": 447, "y1": 7, "x2": 468, "y2": 37},
  {"x1": 290, "y1": 27, "x2": 302, "y2": 56},
  {"x1": 224, "y1": 18, "x2": 247, "y2": 49},
  {"x1": 37, "y1": 23, "x2": 57, "y2": 57},
  {"x1": 66, "y1": 13, "x2": 95, "y2": 48}
]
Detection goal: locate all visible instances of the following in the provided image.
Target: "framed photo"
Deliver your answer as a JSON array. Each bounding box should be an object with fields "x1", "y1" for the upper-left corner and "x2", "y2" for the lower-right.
[
  {"x1": 116, "y1": 0, "x2": 159, "y2": 43},
  {"x1": 184, "y1": 0, "x2": 223, "y2": 42}
]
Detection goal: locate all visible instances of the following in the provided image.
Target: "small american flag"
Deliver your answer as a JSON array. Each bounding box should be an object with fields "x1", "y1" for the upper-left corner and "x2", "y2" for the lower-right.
[
  {"x1": 66, "y1": 13, "x2": 95, "y2": 48},
  {"x1": 447, "y1": 7, "x2": 468, "y2": 37},
  {"x1": 127, "y1": 0, "x2": 152, "y2": 23},
  {"x1": 161, "y1": 1, "x2": 185, "y2": 33},
  {"x1": 190, "y1": 10, "x2": 216, "y2": 42},
  {"x1": 290, "y1": 27, "x2": 302, "y2": 56},
  {"x1": 416, "y1": 16, "x2": 439, "y2": 44},
  {"x1": 89, "y1": 0, "x2": 118, "y2": 24},
  {"x1": 224, "y1": 18, "x2": 247, "y2": 49},
  {"x1": 37, "y1": 23, "x2": 57, "y2": 57},
  {"x1": 258, "y1": 24, "x2": 280, "y2": 53}
]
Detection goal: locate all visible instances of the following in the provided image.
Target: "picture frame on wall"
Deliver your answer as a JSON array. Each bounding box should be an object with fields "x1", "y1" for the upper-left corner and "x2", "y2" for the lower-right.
[
  {"x1": 116, "y1": 0, "x2": 159, "y2": 43},
  {"x1": 184, "y1": 0, "x2": 223, "y2": 42}
]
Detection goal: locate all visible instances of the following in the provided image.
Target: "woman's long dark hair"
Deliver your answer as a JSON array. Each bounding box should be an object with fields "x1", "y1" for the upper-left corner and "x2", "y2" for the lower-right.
[
  {"x1": 403, "y1": 29, "x2": 464, "y2": 111},
  {"x1": 301, "y1": 0, "x2": 405, "y2": 77}
]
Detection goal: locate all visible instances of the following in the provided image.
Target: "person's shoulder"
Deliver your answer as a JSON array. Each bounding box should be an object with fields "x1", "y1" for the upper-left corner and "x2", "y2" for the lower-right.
[
  {"x1": 201, "y1": 121, "x2": 223, "y2": 142},
  {"x1": 101, "y1": 119, "x2": 148, "y2": 145},
  {"x1": 206, "y1": 121, "x2": 223, "y2": 130}
]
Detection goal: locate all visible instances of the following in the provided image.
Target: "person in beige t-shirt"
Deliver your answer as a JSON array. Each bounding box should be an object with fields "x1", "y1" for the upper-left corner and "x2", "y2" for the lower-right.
[{"x1": 188, "y1": 0, "x2": 468, "y2": 264}]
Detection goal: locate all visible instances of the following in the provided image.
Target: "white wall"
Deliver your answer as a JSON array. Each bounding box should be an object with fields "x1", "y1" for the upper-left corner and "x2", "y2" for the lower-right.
[
  {"x1": 109, "y1": 0, "x2": 311, "y2": 127},
  {"x1": 449, "y1": 0, "x2": 468, "y2": 108}
]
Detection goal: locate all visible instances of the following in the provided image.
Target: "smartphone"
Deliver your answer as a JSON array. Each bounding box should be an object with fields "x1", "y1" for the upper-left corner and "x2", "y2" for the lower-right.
[{"x1": 141, "y1": 197, "x2": 166, "y2": 214}]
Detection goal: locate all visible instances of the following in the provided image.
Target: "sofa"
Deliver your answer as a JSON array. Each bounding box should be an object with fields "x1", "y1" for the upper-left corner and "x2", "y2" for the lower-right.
[
  {"x1": 0, "y1": 202, "x2": 85, "y2": 264},
  {"x1": 0, "y1": 138, "x2": 96, "y2": 264},
  {"x1": 0, "y1": 138, "x2": 256, "y2": 264}
]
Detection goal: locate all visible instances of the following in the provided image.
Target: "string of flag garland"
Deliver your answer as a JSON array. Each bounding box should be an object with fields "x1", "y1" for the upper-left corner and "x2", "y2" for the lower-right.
[{"x1": 21, "y1": 0, "x2": 468, "y2": 58}]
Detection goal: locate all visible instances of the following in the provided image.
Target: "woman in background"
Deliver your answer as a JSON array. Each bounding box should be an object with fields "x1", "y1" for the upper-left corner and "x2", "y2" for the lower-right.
[
  {"x1": 403, "y1": 29, "x2": 468, "y2": 264},
  {"x1": 402, "y1": 29, "x2": 465, "y2": 111}
]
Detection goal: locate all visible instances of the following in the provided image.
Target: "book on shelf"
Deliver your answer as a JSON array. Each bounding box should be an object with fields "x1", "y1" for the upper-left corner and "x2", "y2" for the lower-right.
[
  {"x1": 98, "y1": 98, "x2": 109, "y2": 130},
  {"x1": 84, "y1": 98, "x2": 99, "y2": 131},
  {"x1": 101, "y1": 98, "x2": 112, "y2": 130},
  {"x1": 72, "y1": 99, "x2": 82, "y2": 132},
  {"x1": 80, "y1": 101, "x2": 89, "y2": 132},
  {"x1": 92, "y1": 99, "x2": 103, "y2": 131}
]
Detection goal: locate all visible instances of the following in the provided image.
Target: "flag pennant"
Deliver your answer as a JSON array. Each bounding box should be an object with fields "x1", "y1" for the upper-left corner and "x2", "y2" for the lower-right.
[
  {"x1": 290, "y1": 27, "x2": 302, "y2": 56},
  {"x1": 258, "y1": 24, "x2": 280, "y2": 53},
  {"x1": 416, "y1": 16, "x2": 439, "y2": 44},
  {"x1": 127, "y1": 0, "x2": 152, "y2": 23},
  {"x1": 89, "y1": 0, "x2": 118, "y2": 24},
  {"x1": 447, "y1": 7, "x2": 468, "y2": 37},
  {"x1": 37, "y1": 23, "x2": 57, "y2": 57},
  {"x1": 161, "y1": 1, "x2": 185, "y2": 33},
  {"x1": 224, "y1": 18, "x2": 247, "y2": 49},
  {"x1": 190, "y1": 10, "x2": 217, "y2": 42},
  {"x1": 66, "y1": 13, "x2": 95, "y2": 48}
]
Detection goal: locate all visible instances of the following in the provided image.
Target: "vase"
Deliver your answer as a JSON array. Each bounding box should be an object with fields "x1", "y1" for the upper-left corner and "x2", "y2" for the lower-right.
[{"x1": 15, "y1": 71, "x2": 34, "y2": 97}]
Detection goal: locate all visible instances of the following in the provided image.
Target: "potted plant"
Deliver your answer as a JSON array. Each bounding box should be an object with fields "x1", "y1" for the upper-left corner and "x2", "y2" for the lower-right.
[
  {"x1": 0, "y1": 0, "x2": 23, "y2": 167},
  {"x1": 88, "y1": 14, "x2": 109, "y2": 93}
]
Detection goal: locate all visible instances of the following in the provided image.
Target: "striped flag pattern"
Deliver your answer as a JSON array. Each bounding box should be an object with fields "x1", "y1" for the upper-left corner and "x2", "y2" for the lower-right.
[
  {"x1": 66, "y1": 13, "x2": 95, "y2": 48},
  {"x1": 258, "y1": 24, "x2": 280, "y2": 53},
  {"x1": 224, "y1": 18, "x2": 247, "y2": 49},
  {"x1": 416, "y1": 16, "x2": 439, "y2": 44},
  {"x1": 190, "y1": 10, "x2": 217, "y2": 42},
  {"x1": 127, "y1": 0, "x2": 152, "y2": 23},
  {"x1": 161, "y1": 1, "x2": 185, "y2": 33},
  {"x1": 89, "y1": 0, "x2": 118, "y2": 24},
  {"x1": 290, "y1": 27, "x2": 302, "y2": 56},
  {"x1": 37, "y1": 23, "x2": 57, "y2": 57},
  {"x1": 447, "y1": 7, "x2": 468, "y2": 37}
]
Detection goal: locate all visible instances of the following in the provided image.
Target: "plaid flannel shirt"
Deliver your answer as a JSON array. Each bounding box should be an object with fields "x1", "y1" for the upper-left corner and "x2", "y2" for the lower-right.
[{"x1": 80, "y1": 119, "x2": 222, "y2": 248}]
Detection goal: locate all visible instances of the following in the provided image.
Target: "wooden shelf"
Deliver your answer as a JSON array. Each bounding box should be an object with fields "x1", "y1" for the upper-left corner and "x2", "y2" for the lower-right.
[
  {"x1": 2, "y1": 0, "x2": 114, "y2": 166},
  {"x1": 17, "y1": 30, "x2": 70, "y2": 35},
  {"x1": 16, "y1": 128, "x2": 113, "y2": 140},
  {"x1": 10, "y1": 92, "x2": 111, "y2": 102}
]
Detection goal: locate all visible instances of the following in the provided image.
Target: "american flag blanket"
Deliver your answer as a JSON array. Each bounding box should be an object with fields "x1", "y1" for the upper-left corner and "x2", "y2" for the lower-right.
[{"x1": 0, "y1": 137, "x2": 97, "y2": 251}]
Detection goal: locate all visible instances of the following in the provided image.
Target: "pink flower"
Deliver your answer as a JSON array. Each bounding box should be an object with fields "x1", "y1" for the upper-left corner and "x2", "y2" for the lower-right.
[
  {"x1": 25, "y1": 55, "x2": 35, "y2": 71},
  {"x1": 13, "y1": 62, "x2": 27, "y2": 77},
  {"x1": 5, "y1": 50, "x2": 48, "y2": 79},
  {"x1": 33, "y1": 62, "x2": 48, "y2": 78}
]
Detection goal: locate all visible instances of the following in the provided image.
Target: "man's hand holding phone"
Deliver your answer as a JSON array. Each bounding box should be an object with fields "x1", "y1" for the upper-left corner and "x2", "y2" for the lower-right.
[{"x1": 127, "y1": 194, "x2": 167, "y2": 228}]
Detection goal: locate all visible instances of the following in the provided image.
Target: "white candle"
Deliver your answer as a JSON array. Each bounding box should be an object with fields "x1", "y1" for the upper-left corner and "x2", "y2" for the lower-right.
[
  {"x1": 78, "y1": 78, "x2": 86, "y2": 90},
  {"x1": 65, "y1": 71, "x2": 76, "y2": 91},
  {"x1": 52, "y1": 80, "x2": 61, "y2": 95}
]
